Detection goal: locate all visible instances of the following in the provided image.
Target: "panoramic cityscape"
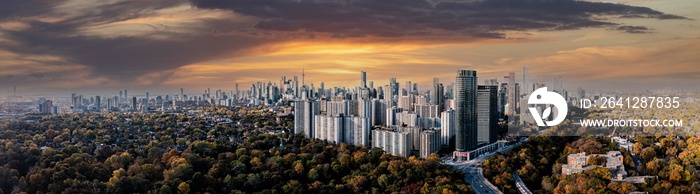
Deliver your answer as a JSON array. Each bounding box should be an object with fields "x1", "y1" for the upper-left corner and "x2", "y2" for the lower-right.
[{"x1": 1, "y1": 0, "x2": 699, "y2": 193}]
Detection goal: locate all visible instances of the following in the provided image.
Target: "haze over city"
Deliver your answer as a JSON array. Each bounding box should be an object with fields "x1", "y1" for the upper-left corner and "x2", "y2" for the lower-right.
[{"x1": 1, "y1": 0, "x2": 698, "y2": 94}]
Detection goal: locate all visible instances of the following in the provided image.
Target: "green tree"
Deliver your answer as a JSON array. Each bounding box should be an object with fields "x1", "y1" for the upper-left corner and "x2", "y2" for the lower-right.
[{"x1": 282, "y1": 180, "x2": 303, "y2": 194}]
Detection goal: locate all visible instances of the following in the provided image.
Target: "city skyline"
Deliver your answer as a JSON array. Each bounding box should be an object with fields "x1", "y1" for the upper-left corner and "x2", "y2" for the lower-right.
[
  {"x1": 0, "y1": 67, "x2": 680, "y2": 98},
  {"x1": 0, "y1": 1, "x2": 699, "y2": 193},
  {"x1": 15, "y1": 69, "x2": 530, "y2": 101},
  {"x1": 1, "y1": 0, "x2": 699, "y2": 95}
]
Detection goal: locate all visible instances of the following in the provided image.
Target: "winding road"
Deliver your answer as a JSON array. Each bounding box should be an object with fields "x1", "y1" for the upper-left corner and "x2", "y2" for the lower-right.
[{"x1": 443, "y1": 139, "x2": 527, "y2": 194}]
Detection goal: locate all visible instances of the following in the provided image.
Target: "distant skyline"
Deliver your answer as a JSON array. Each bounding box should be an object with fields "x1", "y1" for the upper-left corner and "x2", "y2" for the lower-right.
[{"x1": 1, "y1": 0, "x2": 698, "y2": 95}]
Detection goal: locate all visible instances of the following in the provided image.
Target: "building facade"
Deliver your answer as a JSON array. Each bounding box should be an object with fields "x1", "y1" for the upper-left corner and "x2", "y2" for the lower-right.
[
  {"x1": 372, "y1": 129, "x2": 412, "y2": 158},
  {"x1": 440, "y1": 109, "x2": 455, "y2": 146},
  {"x1": 454, "y1": 70, "x2": 478, "y2": 151},
  {"x1": 294, "y1": 99, "x2": 320, "y2": 138},
  {"x1": 420, "y1": 129, "x2": 441, "y2": 159},
  {"x1": 477, "y1": 85, "x2": 498, "y2": 144}
]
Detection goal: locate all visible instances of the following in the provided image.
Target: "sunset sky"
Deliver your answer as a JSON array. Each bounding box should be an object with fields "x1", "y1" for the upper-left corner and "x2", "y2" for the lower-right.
[{"x1": 0, "y1": 0, "x2": 698, "y2": 95}]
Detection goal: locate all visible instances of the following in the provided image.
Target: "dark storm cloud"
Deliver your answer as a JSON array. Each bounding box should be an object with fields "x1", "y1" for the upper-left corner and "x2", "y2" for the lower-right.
[
  {"x1": 4, "y1": 20, "x2": 265, "y2": 79},
  {"x1": 0, "y1": 0, "x2": 269, "y2": 82},
  {"x1": 0, "y1": 0, "x2": 66, "y2": 18},
  {"x1": 617, "y1": 25, "x2": 651, "y2": 34},
  {"x1": 190, "y1": 0, "x2": 688, "y2": 38},
  {"x1": 0, "y1": 0, "x2": 690, "y2": 87}
]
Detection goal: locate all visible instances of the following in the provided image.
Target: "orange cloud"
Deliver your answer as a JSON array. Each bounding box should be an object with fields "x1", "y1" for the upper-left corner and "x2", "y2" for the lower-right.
[{"x1": 146, "y1": 40, "x2": 473, "y2": 89}]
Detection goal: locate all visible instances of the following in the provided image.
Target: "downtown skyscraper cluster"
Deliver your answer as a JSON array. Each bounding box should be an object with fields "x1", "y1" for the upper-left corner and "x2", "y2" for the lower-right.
[
  {"x1": 292, "y1": 69, "x2": 503, "y2": 159},
  {"x1": 66, "y1": 87, "x2": 240, "y2": 114}
]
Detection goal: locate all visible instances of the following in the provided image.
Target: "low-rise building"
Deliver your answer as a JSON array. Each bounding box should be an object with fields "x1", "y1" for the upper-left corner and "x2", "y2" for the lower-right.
[{"x1": 562, "y1": 151, "x2": 627, "y2": 180}]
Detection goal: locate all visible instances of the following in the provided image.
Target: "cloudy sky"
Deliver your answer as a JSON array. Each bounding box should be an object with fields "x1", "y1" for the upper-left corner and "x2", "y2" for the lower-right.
[{"x1": 0, "y1": 0, "x2": 698, "y2": 95}]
